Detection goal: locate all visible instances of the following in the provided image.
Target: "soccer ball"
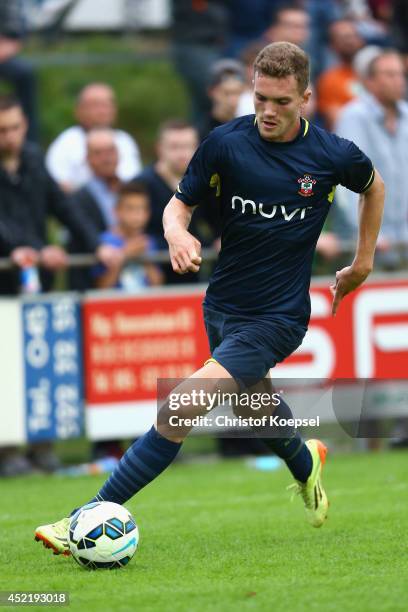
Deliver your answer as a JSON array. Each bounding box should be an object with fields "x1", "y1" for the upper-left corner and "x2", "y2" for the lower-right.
[{"x1": 68, "y1": 501, "x2": 139, "y2": 569}]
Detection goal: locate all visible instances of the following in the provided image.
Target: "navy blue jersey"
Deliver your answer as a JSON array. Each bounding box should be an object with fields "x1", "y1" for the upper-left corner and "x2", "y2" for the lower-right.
[{"x1": 176, "y1": 115, "x2": 374, "y2": 326}]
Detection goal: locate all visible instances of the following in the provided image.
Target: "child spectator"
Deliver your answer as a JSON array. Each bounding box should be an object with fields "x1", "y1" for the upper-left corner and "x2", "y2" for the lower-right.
[{"x1": 94, "y1": 181, "x2": 163, "y2": 290}]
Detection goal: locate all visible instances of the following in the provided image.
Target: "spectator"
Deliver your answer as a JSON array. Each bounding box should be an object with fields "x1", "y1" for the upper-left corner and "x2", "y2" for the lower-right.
[
  {"x1": 0, "y1": 0, "x2": 38, "y2": 141},
  {"x1": 201, "y1": 59, "x2": 245, "y2": 139},
  {"x1": 317, "y1": 19, "x2": 365, "y2": 130},
  {"x1": 335, "y1": 47, "x2": 408, "y2": 269},
  {"x1": 197, "y1": 59, "x2": 246, "y2": 251},
  {"x1": 46, "y1": 83, "x2": 142, "y2": 192},
  {"x1": 67, "y1": 128, "x2": 127, "y2": 291},
  {"x1": 340, "y1": 0, "x2": 392, "y2": 45},
  {"x1": 94, "y1": 181, "x2": 163, "y2": 290},
  {"x1": 204, "y1": 59, "x2": 260, "y2": 253},
  {"x1": 236, "y1": 42, "x2": 265, "y2": 117},
  {"x1": 0, "y1": 96, "x2": 119, "y2": 476},
  {"x1": 0, "y1": 96, "x2": 117, "y2": 294},
  {"x1": 136, "y1": 119, "x2": 208, "y2": 283},
  {"x1": 264, "y1": 4, "x2": 311, "y2": 49},
  {"x1": 306, "y1": 0, "x2": 343, "y2": 79},
  {"x1": 171, "y1": 0, "x2": 229, "y2": 128},
  {"x1": 138, "y1": 120, "x2": 198, "y2": 246}
]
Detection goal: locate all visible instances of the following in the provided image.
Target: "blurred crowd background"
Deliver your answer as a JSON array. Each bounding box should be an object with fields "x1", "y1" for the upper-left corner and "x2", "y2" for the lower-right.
[{"x1": 0, "y1": 0, "x2": 407, "y2": 475}]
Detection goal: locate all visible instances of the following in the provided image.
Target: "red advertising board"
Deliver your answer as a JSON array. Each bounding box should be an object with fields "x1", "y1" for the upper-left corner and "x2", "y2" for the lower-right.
[
  {"x1": 83, "y1": 277, "x2": 408, "y2": 407},
  {"x1": 83, "y1": 291, "x2": 208, "y2": 405},
  {"x1": 275, "y1": 277, "x2": 408, "y2": 380}
]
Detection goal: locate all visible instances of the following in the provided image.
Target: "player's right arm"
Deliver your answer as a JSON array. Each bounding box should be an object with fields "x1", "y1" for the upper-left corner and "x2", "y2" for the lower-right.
[{"x1": 163, "y1": 195, "x2": 202, "y2": 274}]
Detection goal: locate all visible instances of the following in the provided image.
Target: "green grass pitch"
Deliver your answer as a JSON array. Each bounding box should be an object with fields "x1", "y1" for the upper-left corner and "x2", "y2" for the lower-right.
[{"x1": 1, "y1": 450, "x2": 407, "y2": 612}]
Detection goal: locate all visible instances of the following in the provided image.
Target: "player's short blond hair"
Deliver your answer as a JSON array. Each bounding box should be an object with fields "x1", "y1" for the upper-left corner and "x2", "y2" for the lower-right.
[{"x1": 253, "y1": 42, "x2": 310, "y2": 93}]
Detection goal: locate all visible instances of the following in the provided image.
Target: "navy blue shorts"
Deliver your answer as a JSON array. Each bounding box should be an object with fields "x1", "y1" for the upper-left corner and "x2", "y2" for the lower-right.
[{"x1": 203, "y1": 305, "x2": 306, "y2": 386}]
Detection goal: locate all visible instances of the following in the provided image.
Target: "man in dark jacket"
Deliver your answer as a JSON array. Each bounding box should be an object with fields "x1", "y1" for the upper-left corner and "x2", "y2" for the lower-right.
[
  {"x1": 67, "y1": 127, "x2": 122, "y2": 291},
  {"x1": 0, "y1": 96, "x2": 119, "y2": 295}
]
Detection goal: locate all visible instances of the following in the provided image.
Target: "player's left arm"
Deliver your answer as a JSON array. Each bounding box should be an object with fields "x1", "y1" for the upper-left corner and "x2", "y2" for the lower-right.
[{"x1": 331, "y1": 169, "x2": 385, "y2": 315}]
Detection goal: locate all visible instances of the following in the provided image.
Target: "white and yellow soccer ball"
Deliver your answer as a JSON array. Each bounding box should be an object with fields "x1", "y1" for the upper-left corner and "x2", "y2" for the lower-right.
[{"x1": 69, "y1": 501, "x2": 139, "y2": 569}]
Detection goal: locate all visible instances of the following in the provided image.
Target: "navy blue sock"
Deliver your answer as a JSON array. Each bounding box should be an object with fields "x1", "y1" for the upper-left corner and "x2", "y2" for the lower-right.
[
  {"x1": 262, "y1": 398, "x2": 313, "y2": 483},
  {"x1": 87, "y1": 426, "x2": 182, "y2": 505}
]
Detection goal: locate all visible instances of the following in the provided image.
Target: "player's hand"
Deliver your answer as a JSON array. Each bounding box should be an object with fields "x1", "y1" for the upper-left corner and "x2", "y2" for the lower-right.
[
  {"x1": 40, "y1": 246, "x2": 68, "y2": 270},
  {"x1": 10, "y1": 247, "x2": 40, "y2": 268},
  {"x1": 166, "y1": 229, "x2": 202, "y2": 274},
  {"x1": 330, "y1": 264, "x2": 372, "y2": 316}
]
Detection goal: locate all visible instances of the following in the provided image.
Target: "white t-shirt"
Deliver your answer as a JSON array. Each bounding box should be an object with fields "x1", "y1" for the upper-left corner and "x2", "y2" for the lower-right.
[
  {"x1": 236, "y1": 90, "x2": 254, "y2": 118},
  {"x1": 46, "y1": 126, "x2": 142, "y2": 189}
]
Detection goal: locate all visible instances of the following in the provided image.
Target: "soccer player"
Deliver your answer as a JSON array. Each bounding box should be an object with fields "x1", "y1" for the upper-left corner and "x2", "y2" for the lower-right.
[{"x1": 35, "y1": 42, "x2": 384, "y2": 556}]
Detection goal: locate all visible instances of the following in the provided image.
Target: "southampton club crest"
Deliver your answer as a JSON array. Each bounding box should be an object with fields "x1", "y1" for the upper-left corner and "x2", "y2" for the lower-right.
[{"x1": 297, "y1": 174, "x2": 316, "y2": 197}]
